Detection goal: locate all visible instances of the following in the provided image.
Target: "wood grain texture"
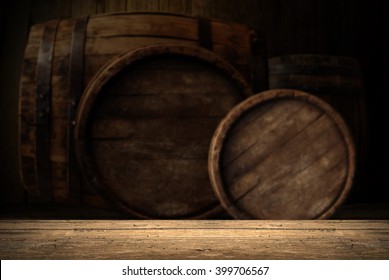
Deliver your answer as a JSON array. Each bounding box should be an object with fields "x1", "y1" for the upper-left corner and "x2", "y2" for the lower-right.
[
  {"x1": 209, "y1": 89, "x2": 355, "y2": 220},
  {"x1": 75, "y1": 45, "x2": 253, "y2": 219},
  {"x1": 18, "y1": 12, "x2": 260, "y2": 210},
  {"x1": 0, "y1": 220, "x2": 388, "y2": 259}
]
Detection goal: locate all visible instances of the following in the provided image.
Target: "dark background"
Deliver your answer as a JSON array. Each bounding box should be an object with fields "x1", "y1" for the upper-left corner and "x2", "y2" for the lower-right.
[{"x1": 1, "y1": 0, "x2": 388, "y2": 210}]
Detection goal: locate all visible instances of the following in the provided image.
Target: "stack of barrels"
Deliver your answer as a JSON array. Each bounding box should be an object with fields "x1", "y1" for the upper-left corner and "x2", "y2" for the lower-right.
[{"x1": 19, "y1": 12, "x2": 363, "y2": 219}]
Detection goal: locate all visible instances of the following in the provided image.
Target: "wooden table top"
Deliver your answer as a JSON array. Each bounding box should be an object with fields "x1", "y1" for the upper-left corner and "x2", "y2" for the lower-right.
[{"x1": 1, "y1": 220, "x2": 388, "y2": 259}]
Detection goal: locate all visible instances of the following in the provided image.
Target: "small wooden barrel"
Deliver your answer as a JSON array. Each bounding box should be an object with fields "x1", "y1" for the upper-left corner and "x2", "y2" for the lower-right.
[
  {"x1": 18, "y1": 12, "x2": 264, "y2": 208},
  {"x1": 75, "y1": 45, "x2": 253, "y2": 218},
  {"x1": 268, "y1": 55, "x2": 368, "y2": 191},
  {"x1": 209, "y1": 89, "x2": 355, "y2": 219}
]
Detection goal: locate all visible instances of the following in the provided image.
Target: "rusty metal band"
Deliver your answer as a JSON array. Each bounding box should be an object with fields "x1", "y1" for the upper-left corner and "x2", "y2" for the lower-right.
[
  {"x1": 35, "y1": 19, "x2": 60, "y2": 202},
  {"x1": 198, "y1": 17, "x2": 213, "y2": 50},
  {"x1": 67, "y1": 16, "x2": 89, "y2": 204}
]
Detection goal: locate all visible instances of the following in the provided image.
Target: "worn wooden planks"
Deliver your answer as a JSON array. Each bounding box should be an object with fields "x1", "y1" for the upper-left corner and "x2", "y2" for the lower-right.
[
  {"x1": 0, "y1": 220, "x2": 388, "y2": 259},
  {"x1": 75, "y1": 45, "x2": 252, "y2": 218},
  {"x1": 209, "y1": 89, "x2": 355, "y2": 219}
]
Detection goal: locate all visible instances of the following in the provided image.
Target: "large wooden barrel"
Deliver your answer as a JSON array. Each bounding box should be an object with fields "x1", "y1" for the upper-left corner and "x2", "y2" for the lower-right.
[
  {"x1": 75, "y1": 45, "x2": 252, "y2": 218},
  {"x1": 18, "y1": 12, "x2": 263, "y2": 209},
  {"x1": 209, "y1": 89, "x2": 356, "y2": 219},
  {"x1": 268, "y1": 55, "x2": 368, "y2": 199}
]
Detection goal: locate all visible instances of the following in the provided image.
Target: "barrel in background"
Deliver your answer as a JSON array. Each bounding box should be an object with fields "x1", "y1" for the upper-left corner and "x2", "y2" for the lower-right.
[
  {"x1": 75, "y1": 45, "x2": 253, "y2": 218},
  {"x1": 18, "y1": 12, "x2": 264, "y2": 211},
  {"x1": 209, "y1": 89, "x2": 356, "y2": 219}
]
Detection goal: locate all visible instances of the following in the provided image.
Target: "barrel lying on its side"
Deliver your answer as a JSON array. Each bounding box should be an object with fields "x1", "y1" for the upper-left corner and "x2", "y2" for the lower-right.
[
  {"x1": 75, "y1": 45, "x2": 253, "y2": 218},
  {"x1": 18, "y1": 12, "x2": 264, "y2": 211}
]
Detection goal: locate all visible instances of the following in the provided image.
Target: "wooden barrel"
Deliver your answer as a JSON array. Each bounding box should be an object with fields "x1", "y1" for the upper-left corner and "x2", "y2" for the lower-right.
[
  {"x1": 209, "y1": 89, "x2": 356, "y2": 219},
  {"x1": 268, "y1": 55, "x2": 368, "y2": 199},
  {"x1": 18, "y1": 12, "x2": 263, "y2": 208},
  {"x1": 75, "y1": 45, "x2": 253, "y2": 218}
]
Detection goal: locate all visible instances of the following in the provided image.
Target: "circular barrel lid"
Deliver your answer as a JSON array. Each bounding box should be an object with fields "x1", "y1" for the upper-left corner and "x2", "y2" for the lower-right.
[
  {"x1": 209, "y1": 89, "x2": 355, "y2": 219},
  {"x1": 75, "y1": 44, "x2": 253, "y2": 219}
]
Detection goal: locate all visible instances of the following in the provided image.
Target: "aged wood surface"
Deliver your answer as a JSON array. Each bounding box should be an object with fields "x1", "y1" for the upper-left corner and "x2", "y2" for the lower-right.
[
  {"x1": 209, "y1": 89, "x2": 355, "y2": 220},
  {"x1": 75, "y1": 45, "x2": 252, "y2": 219},
  {"x1": 0, "y1": 220, "x2": 388, "y2": 259}
]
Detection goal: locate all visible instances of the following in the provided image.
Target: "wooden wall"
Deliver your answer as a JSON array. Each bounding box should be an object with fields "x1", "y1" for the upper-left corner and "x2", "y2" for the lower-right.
[{"x1": 1, "y1": 0, "x2": 388, "y2": 208}]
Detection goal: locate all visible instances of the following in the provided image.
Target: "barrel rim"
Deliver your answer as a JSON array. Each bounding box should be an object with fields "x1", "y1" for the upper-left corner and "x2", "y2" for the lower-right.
[
  {"x1": 208, "y1": 89, "x2": 356, "y2": 220},
  {"x1": 75, "y1": 44, "x2": 253, "y2": 219}
]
